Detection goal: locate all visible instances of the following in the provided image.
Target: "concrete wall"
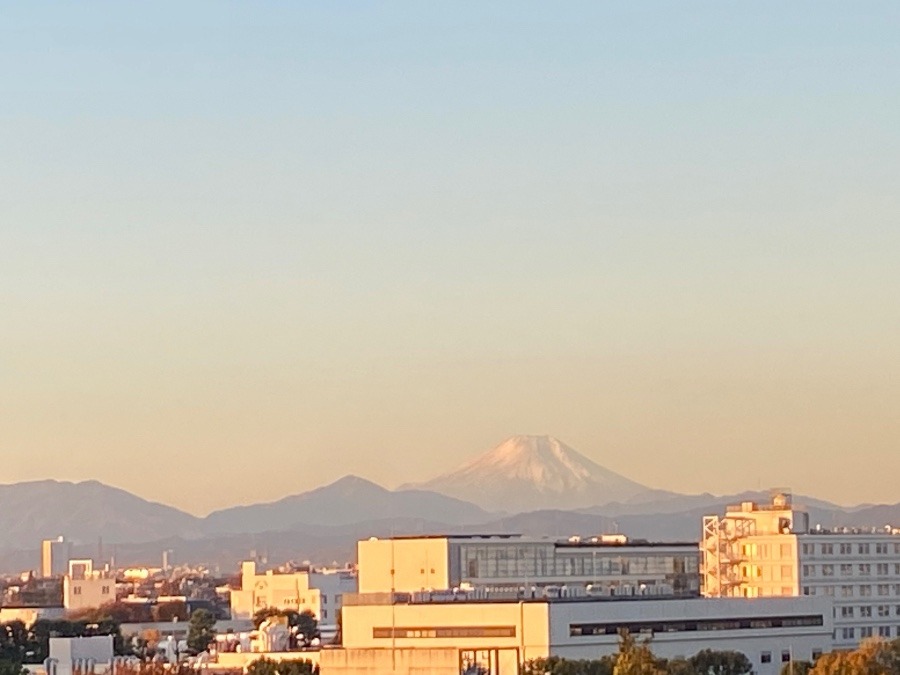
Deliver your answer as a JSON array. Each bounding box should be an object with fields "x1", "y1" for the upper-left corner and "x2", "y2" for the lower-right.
[
  {"x1": 358, "y1": 538, "x2": 451, "y2": 594},
  {"x1": 62, "y1": 576, "x2": 115, "y2": 611},
  {"x1": 320, "y1": 647, "x2": 461, "y2": 675},
  {"x1": 214, "y1": 651, "x2": 320, "y2": 670},
  {"x1": 48, "y1": 636, "x2": 114, "y2": 675}
]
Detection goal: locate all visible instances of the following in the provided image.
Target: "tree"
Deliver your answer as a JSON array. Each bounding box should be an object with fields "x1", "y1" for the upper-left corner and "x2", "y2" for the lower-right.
[
  {"x1": 613, "y1": 631, "x2": 665, "y2": 675},
  {"x1": 246, "y1": 659, "x2": 280, "y2": 675},
  {"x1": 689, "y1": 649, "x2": 752, "y2": 675},
  {"x1": 810, "y1": 638, "x2": 900, "y2": 675},
  {"x1": 292, "y1": 610, "x2": 319, "y2": 647},
  {"x1": 780, "y1": 661, "x2": 813, "y2": 675},
  {"x1": 275, "y1": 660, "x2": 317, "y2": 675},
  {"x1": 664, "y1": 658, "x2": 698, "y2": 675},
  {"x1": 186, "y1": 609, "x2": 216, "y2": 655},
  {"x1": 253, "y1": 608, "x2": 282, "y2": 629},
  {"x1": 0, "y1": 661, "x2": 27, "y2": 675},
  {"x1": 154, "y1": 601, "x2": 187, "y2": 623},
  {"x1": 523, "y1": 656, "x2": 615, "y2": 675}
]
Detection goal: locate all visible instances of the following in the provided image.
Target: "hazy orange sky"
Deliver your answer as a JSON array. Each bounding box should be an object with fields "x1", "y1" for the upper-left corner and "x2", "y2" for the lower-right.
[{"x1": 2, "y1": 3, "x2": 898, "y2": 515}]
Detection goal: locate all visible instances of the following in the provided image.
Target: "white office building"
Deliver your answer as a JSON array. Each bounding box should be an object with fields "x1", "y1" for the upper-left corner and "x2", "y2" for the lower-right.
[
  {"x1": 702, "y1": 492, "x2": 900, "y2": 649},
  {"x1": 358, "y1": 534, "x2": 700, "y2": 598}
]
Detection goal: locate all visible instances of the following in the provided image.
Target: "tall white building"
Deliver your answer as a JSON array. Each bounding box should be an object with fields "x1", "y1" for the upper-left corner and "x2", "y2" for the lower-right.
[
  {"x1": 702, "y1": 492, "x2": 900, "y2": 649},
  {"x1": 41, "y1": 536, "x2": 72, "y2": 578}
]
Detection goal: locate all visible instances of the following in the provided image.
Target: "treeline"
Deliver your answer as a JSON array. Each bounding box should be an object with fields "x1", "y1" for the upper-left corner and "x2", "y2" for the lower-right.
[
  {"x1": 0, "y1": 606, "x2": 220, "y2": 668},
  {"x1": 0, "y1": 618, "x2": 124, "y2": 665},
  {"x1": 523, "y1": 633, "x2": 900, "y2": 675}
]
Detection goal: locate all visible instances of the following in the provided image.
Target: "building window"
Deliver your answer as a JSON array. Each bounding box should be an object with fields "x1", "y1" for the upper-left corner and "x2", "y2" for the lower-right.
[
  {"x1": 879, "y1": 626, "x2": 891, "y2": 637},
  {"x1": 823, "y1": 565, "x2": 834, "y2": 577},
  {"x1": 812, "y1": 650, "x2": 822, "y2": 661},
  {"x1": 842, "y1": 627, "x2": 855, "y2": 640},
  {"x1": 841, "y1": 606, "x2": 854, "y2": 618},
  {"x1": 877, "y1": 564, "x2": 889, "y2": 576},
  {"x1": 878, "y1": 605, "x2": 890, "y2": 617},
  {"x1": 839, "y1": 544, "x2": 852, "y2": 555},
  {"x1": 841, "y1": 564, "x2": 853, "y2": 575},
  {"x1": 859, "y1": 544, "x2": 870, "y2": 555},
  {"x1": 322, "y1": 610, "x2": 328, "y2": 620},
  {"x1": 860, "y1": 585, "x2": 872, "y2": 597},
  {"x1": 841, "y1": 585, "x2": 854, "y2": 597},
  {"x1": 861, "y1": 606, "x2": 872, "y2": 617},
  {"x1": 73, "y1": 587, "x2": 81, "y2": 595},
  {"x1": 821, "y1": 544, "x2": 834, "y2": 555},
  {"x1": 861, "y1": 627, "x2": 874, "y2": 638},
  {"x1": 102, "y1": 586, "x2": 110, "y2": 595},
  {"x1": 761, "y1": 653, "x2": 772, "y2": 664},
  {"x1": 876, "y1": 543, "x2": 888, "y2": 555},
  {"x1": 879, "y1": 585, "x2": 890, "y2": 596},
  {"x1": 782, "y1": 651, "x2": 791, "y2": 663}
]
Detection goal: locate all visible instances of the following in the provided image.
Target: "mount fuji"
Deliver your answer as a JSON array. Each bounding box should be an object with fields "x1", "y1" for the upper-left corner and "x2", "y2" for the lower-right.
[{"x1": 403, "y1": 435, "x2": 662, "y2": 512}]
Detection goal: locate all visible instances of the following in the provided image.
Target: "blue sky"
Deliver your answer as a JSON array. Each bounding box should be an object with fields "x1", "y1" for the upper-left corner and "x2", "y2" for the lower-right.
[{"x1": 2, "y1": 2, "x2": 899, "y2": 513}]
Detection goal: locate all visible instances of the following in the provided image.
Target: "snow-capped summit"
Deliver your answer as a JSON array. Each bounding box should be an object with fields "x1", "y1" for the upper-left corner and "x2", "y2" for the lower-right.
[{"x1": 405, "y1": 435, "x2": 652, "y2": 513}]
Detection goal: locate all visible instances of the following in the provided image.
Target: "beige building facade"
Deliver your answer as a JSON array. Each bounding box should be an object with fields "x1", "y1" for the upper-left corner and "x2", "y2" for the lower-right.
[
  {"x1": 702, "y1": 493, "x2": 900, "y2": 649},
  {"x1": 230, "y1": 561, "x2": 357, "y2": 625},
  {"x1": 62, "y1": 560, "x2": 115, "y2": 611}
]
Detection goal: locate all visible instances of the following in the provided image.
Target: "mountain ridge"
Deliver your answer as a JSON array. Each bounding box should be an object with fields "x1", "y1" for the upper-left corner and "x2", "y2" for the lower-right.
[
  {"x1": 402, "y1": 435, "x2": 659, "y2": 512},
  {"x1": 2, "y1": 437, "x2": 898, "y2": 573}
]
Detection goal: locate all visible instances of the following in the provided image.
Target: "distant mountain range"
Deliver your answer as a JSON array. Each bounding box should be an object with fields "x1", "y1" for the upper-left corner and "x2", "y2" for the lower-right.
[
  {"x1": 1, "y1": 435, "x2": 898, "y2": 573},
  {"x1": 401, "y1": 435, "x2": 664, "y2": 512}
]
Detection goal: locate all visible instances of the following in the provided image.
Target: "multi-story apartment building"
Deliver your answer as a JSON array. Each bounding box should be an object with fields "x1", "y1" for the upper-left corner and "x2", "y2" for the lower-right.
[
  {"x1": 63, "y1": 559, "x2": 116, "y2": 611},
  {"x1": 702, "y1": 492, "x2": 900, "y2": 649},
  {"x1": 229, "y1": 561, "x2": 357, "y2": 626},
  {"x1": 358, "y1": 534, "x2": 700, "y2": 598}
]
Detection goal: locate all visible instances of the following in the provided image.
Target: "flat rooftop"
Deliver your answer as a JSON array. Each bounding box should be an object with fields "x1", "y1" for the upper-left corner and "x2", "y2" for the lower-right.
[{"x1": 371, "y1": 534, "x2": 697, "y2": 548}]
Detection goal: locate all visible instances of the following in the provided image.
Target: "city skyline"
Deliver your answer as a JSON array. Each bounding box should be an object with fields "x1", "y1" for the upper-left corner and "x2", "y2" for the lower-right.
[{"x1": 3, "y1": 2, "x2": 899, "y2": 514}]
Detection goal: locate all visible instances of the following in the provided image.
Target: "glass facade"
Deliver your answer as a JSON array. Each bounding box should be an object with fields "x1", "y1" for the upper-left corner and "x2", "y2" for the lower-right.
[{"x1": 453, "y1": 542, "x2": 699, "y2": 596}]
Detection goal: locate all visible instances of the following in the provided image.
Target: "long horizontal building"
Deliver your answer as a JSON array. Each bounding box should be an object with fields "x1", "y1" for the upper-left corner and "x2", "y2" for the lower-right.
[
  {"x1": 317, "y1": 534, "x2": 835, "y2": 675},
  {"x1": 358, "y1": 534, "x2": 700, "y2": 598},
  {"x1": 332, "y1": 594, "x2": 832, "y2": 675}
]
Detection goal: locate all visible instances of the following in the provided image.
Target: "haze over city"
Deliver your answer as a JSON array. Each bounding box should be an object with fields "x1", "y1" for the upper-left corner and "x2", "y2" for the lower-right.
[{"x1": 3, "y1": 3, "x2": 899, "y2": 515}]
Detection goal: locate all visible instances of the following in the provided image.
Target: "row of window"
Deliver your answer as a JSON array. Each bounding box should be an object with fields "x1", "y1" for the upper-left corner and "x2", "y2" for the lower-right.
[
  {"x1": 839, "y1": 625, "x2": 899, "y2": 640},
  {"x1": 569, "y1": 615, "x2": 824, "y2": 636},
  {"x1": 373, "y1": 626, "x2": 517, "y2": 639},
  {"x1": 70, "y1": 585, "x2": 111, "y2": 596},
  {"x1": 760, "y1": 650, "x2": 821, "y2": 664},
  {"x1": 803, "y1": 563, "x2": 900, "y2": 577},
  {"x1": 838, "y1": 604, "x2": 900, "y2": 618},
  {"x1": 802, "y1": 584, "x2": 900, "y2": 597},
  {"x1": 458, "y1": 545, "x2": 698, "y2": 580},
  {"x1": 802, "y1": 542, "x2": 899, "y2": 556}
]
